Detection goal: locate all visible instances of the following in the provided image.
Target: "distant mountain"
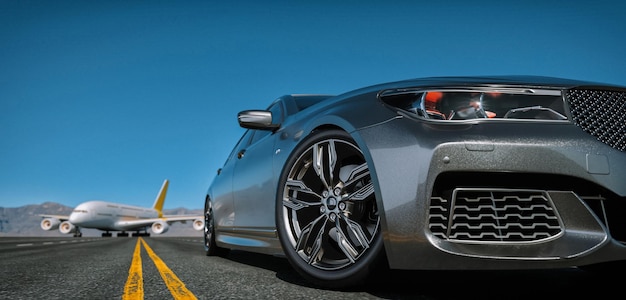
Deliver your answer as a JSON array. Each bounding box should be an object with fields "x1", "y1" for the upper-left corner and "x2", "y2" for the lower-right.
[{"x1": 0, "y1": 202, "x2": 204, "y2": 237}]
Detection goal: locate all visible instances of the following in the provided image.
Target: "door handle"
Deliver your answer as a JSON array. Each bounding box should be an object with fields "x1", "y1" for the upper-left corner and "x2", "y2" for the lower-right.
[{"x1": 237, "y1": 150, "x2": 246, "y2": 159}]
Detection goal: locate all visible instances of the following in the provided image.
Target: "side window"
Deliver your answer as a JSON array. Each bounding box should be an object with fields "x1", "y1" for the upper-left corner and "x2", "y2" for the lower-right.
[
  {"x1": 269, "y1": 101, "x2": 284, "y2": 123},
  {"x1": 249, "y1": 102, "x2": 283, "y2": 145}
]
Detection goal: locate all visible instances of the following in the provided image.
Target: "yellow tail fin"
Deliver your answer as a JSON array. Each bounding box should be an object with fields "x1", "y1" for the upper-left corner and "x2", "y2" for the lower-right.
[{"x1": 153, "y1": 179, "x2": 169, "y2": 218}]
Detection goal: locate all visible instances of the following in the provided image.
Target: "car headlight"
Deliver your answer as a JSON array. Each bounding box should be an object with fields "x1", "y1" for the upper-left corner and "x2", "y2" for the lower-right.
[{"x1": 379, "y1": 88, "x2": 568, "y2": 122}]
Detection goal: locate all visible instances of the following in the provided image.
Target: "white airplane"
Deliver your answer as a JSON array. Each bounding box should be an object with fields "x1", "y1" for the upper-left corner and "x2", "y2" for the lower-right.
[{"x1": 39, "y1": 179, "x2": 204, "y2": 237}]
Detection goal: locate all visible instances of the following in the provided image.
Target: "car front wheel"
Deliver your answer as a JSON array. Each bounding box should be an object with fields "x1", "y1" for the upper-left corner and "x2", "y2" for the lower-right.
[
  {"x1": 276, "y1": 129, "x2": 384, "y2": 288},
  {"x1": 204, "y1": 196, "x2": 229, "y2": 257}
]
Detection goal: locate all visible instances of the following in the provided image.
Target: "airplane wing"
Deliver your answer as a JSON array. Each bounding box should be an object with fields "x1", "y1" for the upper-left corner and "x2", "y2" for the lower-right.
[
  {"x1": 161, "y1": 215, "x2": 204, "y2": 223},
  {"x1": 39, "y1": 214, "x2": 71, "y2": 231},
  {"x1": 115, "y1": 215, "x2": 204, "y2": 234},
  {"x1": 39, "y1": 214, "x2": 70, "y2": 221}
]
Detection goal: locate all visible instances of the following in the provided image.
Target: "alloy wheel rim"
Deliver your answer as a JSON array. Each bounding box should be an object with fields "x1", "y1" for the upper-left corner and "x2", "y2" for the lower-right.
[
  {"x1": 281, "y1": 138, "x2": 379, "y2": 270},
  {"x1": 204, "y1": 202, "x2": 213, "y2": 248}
]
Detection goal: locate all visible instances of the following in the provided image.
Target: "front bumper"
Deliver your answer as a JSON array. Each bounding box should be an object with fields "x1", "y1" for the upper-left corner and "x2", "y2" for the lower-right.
[{"x1": 356, "y1": 117, "x2": 626, "y2": 270}]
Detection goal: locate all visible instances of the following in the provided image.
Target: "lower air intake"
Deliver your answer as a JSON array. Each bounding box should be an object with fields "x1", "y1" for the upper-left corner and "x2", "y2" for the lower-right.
[{"x1": 429, "y1": 188, "x2": 563, "y2": 242}]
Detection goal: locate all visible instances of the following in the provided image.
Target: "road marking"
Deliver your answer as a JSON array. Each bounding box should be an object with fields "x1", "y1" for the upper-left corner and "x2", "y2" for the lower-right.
[
  {"x1": 14, "y1": 239, "x2": 105, "y2": 248},
  {"x1": 140, "y1": 238, "x2": 197, "y2": 300},
  {"x1": 123, "y1": 238, "x2": 144, "y2": 300},
  {"x1": 123, "y1": 237, "x2": 197, "y2": 300}
]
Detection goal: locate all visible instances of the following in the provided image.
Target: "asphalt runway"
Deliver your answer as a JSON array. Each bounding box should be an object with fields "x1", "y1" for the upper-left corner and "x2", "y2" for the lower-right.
[{"x1": 0, "y1": 237, "x2": 618, "y2": 299}]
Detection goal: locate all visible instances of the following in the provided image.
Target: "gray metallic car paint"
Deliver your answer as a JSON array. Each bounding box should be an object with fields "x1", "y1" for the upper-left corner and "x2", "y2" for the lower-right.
[{"x1": 207, "y1": 76, "x2": 626, "y2": 270}]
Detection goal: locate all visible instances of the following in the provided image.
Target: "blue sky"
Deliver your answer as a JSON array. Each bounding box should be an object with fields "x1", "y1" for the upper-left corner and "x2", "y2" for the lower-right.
[{"x1": 1, "y1": 0, "x2": 625, "y2": 209}]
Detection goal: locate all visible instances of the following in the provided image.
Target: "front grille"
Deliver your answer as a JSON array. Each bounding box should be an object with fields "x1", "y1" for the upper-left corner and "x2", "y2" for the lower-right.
[
  {"x1": 566, "y1": 88, "x2": 626, "y2": 152},
  {"x1": 429, "y1": 188, "x2": 562, "y2": 242}
]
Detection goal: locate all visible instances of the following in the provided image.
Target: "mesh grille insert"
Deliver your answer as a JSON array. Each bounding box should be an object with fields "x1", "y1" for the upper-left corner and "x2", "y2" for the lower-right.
[{"x1": 566, "y1": 89, "x2": 626, "y2": 152}]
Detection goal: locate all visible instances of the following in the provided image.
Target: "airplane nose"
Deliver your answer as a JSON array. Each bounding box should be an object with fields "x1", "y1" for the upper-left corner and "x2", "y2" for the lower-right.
[
  {"x1": 69, "y1": 210, "x2": 88, "y2": 225},
  {"x1": 69, "y1": 213, "x2": 80, "y2": 224}
]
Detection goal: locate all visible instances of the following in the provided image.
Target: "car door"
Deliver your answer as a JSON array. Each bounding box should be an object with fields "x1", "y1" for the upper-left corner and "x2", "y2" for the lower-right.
[
  {"x1": 209, "y1": 130, "x2": 252, "y2": 228},
  {"x1": 231, "y1": 102, "x2": 283, "y2": 231}
]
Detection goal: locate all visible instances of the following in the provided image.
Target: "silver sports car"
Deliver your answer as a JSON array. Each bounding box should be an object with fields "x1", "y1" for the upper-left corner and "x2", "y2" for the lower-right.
[{"x1": 204, "y1": 76, "x2": 626, "y2": 288}]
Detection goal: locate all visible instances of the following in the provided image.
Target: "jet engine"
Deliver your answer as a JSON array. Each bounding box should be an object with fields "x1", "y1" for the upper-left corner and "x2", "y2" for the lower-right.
[
  {"x1": 59, "y1": 221, "x2": 77, "y2": 234},
  {"x1": 41, "y1": 218, "x2": 61, "y2": 231},
  {"x1": 151, "y1": 220, "x2": 170, "y2": 234},
  {"x1": 192, "y1": 218, "x2": 204, "y2": 231}
]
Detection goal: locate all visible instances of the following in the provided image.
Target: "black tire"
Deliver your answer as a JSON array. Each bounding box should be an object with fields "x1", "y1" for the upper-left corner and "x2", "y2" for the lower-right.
[
  {"x1": 276, "y1": 129, "x2": 384, "y2": 288},
  {"x1": 204, "y1": 196, "x2": 229, "y2": 257}
]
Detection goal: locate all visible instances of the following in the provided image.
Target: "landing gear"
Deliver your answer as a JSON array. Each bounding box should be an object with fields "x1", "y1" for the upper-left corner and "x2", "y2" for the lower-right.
[
  {"x1": 99, "y1": 229, "x2": 150, "y2": 237},
  {"x1": 73, "y1": 227, "x2": 82, "y2": 238},
  {"x1": 132, "y1": 229, "x2": 150, "y2": 237}
]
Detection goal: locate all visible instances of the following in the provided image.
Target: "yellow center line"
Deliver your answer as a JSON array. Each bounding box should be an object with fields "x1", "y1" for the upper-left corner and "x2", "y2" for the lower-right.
[
  {"x1": 123, "y1": 237, "x2": 197, "y2": 300},
  {"x1": 140, "y1": 238, "x2": 198, "y2": 300},
  {"x1": 122, "y1": 238, "x2": 144, "y2": 300}
]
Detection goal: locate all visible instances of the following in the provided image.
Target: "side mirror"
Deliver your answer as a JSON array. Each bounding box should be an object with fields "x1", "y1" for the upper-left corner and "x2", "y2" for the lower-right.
[{"x1": 238, "y1": 110, "x2": 280, "y2": 130}]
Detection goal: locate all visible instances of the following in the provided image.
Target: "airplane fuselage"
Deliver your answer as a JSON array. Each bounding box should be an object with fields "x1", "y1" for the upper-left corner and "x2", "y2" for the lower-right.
[
  {"x1": 40, "y1": 179, "x2": 204, "y2": 236},
  {"x1": 69, "y1": 200, "x2": 159, "y2": 231}
]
